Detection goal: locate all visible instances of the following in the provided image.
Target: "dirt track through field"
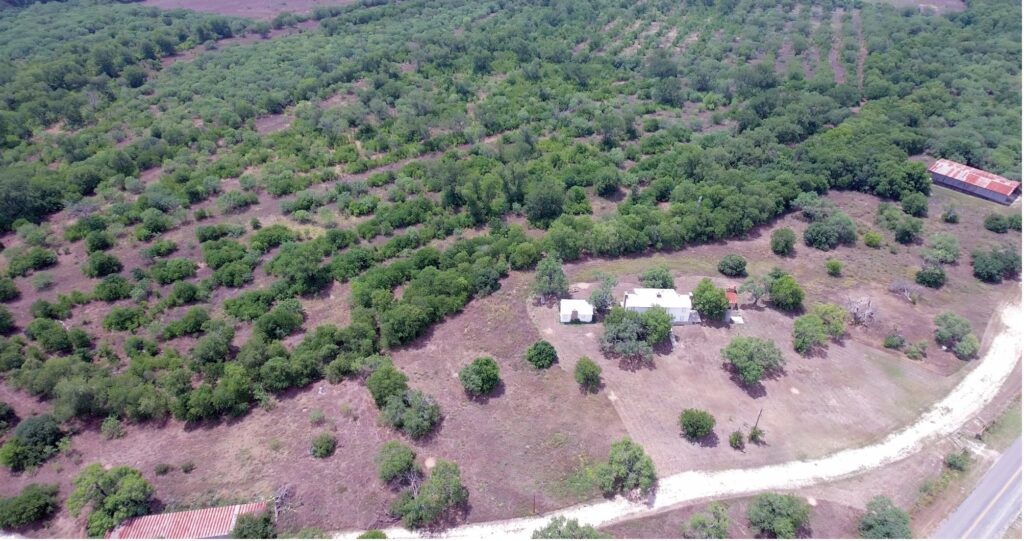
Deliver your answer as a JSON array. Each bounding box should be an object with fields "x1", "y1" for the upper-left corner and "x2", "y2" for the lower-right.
[
  {"x1": 336, "y1": 301, "x2": 1023, "y2": 538},
  {"x1": 828, "y1": 9, "x2": 847, "y2": 84}
]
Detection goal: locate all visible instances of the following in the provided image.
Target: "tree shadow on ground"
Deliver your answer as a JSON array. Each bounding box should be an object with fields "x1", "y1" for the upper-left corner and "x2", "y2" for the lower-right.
[
  {"x1": 688, "y1": 431, "x2": 720, "y2": 448},
  {"x1": 465, "y1": 380, "x2": 506, "y2": 405}
]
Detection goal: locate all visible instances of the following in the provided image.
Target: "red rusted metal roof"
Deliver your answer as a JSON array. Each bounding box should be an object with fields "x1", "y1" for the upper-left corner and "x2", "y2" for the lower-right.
[
  {"x1": 725, "y1": 290, "x2": 738, "y2": 305},
  {"x1": 928, "y1": 159, "x2": 1021, "y2": 197},
  {"x1": 107, "y1": 502, "x2": 268, "y2": 539}
]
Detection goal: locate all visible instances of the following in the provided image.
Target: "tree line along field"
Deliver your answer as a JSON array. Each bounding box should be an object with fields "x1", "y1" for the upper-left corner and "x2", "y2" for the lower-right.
[{"x1": 0, "y1": 0, "x2": 1020, "y2": 537}]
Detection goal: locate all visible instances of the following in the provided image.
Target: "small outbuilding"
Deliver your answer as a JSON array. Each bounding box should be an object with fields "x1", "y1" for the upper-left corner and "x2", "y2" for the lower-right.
[
  {"x1": 927, "y1": 159, "x2": 1021, "y2": 205},
  {"x1": 559, "y1": 299, "x2": 594, "y2": 323},
  {"x1": 622, "y1": 288, "x2": 700, "y2": 325},
  {"x1": 725, "y1": 287, "x2": 739, "y2": 309}
]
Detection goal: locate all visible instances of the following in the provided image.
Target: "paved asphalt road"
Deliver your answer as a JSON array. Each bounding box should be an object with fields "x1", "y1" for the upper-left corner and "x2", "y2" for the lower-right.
[{"x1": 932, "y1": 436, "x2": 1022, "y2": 539}]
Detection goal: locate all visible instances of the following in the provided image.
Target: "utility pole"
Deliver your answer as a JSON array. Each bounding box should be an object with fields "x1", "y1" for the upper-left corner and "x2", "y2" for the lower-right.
[{"x1": 753, "y1": 408, "x2": 763, "y2": 431}]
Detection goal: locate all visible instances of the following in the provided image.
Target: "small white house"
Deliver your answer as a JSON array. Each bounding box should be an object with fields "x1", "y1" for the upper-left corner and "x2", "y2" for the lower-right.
[
  {"x1": 622, "y1": 288, "x2": 701, "y2": 325},
  {"x1": 559, "y1": 299, "x2": 595, "y2": 323}
]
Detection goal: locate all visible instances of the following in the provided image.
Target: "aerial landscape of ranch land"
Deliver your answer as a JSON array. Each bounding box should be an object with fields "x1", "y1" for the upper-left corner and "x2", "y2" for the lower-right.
[{"x1": 0, "y1": 0, "x2": 1020, "y2": 538}]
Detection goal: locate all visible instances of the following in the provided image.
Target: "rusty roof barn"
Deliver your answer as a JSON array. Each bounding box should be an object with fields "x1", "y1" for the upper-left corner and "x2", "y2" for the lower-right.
[
  {"x1": 927, "y1": 159, "x2": 1021, "y2": 205},
  {"x1": 106, "y1": 502, "x2": 269, "y2": 539}
]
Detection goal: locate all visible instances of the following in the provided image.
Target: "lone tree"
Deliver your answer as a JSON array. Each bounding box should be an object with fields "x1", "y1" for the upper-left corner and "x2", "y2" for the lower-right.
[
  {"x1": 640, "y1": 306, "x2": 673, "y2": 346},
  {"x1": 717, "y1": 254, "x2": 747, "y2": 277},
  {"x1": 679, "y1": 408, "x2": 716, "y2": 441},
  {"x1": 68, "y1": 465, "x2": 155, "y2": 537},
  {"x1": 933, "y1": 312, "x2": 980, "y2": 360},
  {"x1": 825, "y1": 259, "x2": 842, "y2": 277},
  {"x1": 771, "y1": 228, "x2": 796, "y2": 256},
  {"x1": 367, "y1": 365, "x2": 409, "y2": 408},
  {"x1": 684, "y1": 502, "x2": 730, "y2": 539},
  {"x1": 459, "y1": 357, "x2": 501, "y2": 396},
  {"x1": 721, "y1": 337, "x2": 784, "y2": 386},
  {"x1": 574, "y1": 357, "x2": 602, "y2": 393},
  {"x1": 532, "y1": 254, "x2": 569, "y2": 301},
  {"x1": 692, "y1": 278, "x2": 729, "y2": 321},
  {"x1": 792, "y1": 314, "x2": 827, "y2": 355},
  {"x1": 0, "y1": 484, "x2": 59, "y2": 530},
  {"x1": 738, "y1": 275, "x2": 771, "y2": 306},
  {"x1": 596, "y1": 438, "x2": 657, "y2": 497},
  {"x1": 0, "y1": 414, "x2": 64, "y2": 472},
  {"x1": 526, "y1": 340, "x2": 558, "y2": 368},
  {"x1": 858, "y1": 496, "x2": 911, "y2": 539},
  {"x1": 923, "y1": 233, "x2": 960, "y2": 264},
  {"x1": 640, "y1": 266, "x2": 674, "y2": 289},
  {"x1": 601, "y1": 307, "x2": 673, "y2": 365},
  {"x1": 747, "y1": 493, "x2": 810, "y2": 539},
  {"x1": 811, "y1": 303, "x2": 849, "y2": 339},
  {"x1": 376, "y1": 440, "x2": 419, "y2": 484},
  {"x1": 588, "y1": 273, "x2": 617, "y2": 314},
  {"x1": 971, "y1": 246, "x2": 1020, "y2": 284},
  {"x1": 311, "y1": 432, "x2": 337, "y2": 458},
  {"x1": 769, "y1": 274, "x2": 804, "y2": 311},
  {"x1": 390, "y1": 460, "x2": 469, "y2": 529}
]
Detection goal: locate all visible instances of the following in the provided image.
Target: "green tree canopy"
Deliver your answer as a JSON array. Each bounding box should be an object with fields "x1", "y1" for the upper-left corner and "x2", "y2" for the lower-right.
[
  {"x1": 533, "y1": 254, "x2": 569, "y2": 301},
  {"x1": 692, "y1": 278, "x2": 729, "y2": 321},
  {"x1": 747, "y1": 493, "x2": 810, "y2": 539},
  {"x1": 68, "y1": 464, "x2": 154, "y2": 537},
  {"x1": 858, "y1": 496, "x2": 911, "y2": 539},
  {"x1": 721, "y1": 336, "x2": 784, "y2": 386}
]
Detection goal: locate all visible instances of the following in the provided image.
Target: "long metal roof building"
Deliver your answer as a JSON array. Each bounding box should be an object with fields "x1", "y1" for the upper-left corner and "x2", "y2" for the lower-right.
[
  {"x1": 927, "y1": 159, "x2": 1021, "y2": 204},
  {"x1": 107, "y1": 502, "x2": 269, "y2": 539}
]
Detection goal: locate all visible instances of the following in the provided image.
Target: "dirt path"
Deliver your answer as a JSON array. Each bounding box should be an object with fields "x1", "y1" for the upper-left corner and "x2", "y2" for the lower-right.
[
  {"x1": 802, "y1": 5, "x2": 823, "y2": 79},
  {"x1": 336, "y1": 301, "x2": 1023, "y2": 538},
  {"x1": 828, "y1": 9, "x2": 847, "y2": 84},
  {"x1": 774, "y1": 3, "x2": 801, "y2": 74},
  {"x1": 852, "y1": 9, "x2": 867, "y2": 89}
]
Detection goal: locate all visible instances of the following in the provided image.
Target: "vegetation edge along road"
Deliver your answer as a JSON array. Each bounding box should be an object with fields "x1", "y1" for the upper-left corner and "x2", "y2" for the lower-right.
[{"x1": 336, "y1": 301, "x2": 1023, "y2": 539}]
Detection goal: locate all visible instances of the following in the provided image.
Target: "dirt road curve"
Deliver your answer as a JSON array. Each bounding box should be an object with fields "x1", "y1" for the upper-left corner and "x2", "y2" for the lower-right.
[{"x1": 336, "y1": 302, "x2": 1022, "y2": 539}]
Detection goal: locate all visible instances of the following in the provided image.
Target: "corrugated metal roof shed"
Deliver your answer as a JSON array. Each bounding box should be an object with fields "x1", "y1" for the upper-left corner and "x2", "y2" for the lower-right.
[
  {"x1": 107, "y1": 502, "x2": 268, "y2": 539},
  {"x1": 928, "y1": 159, "x2": 1020, "y2": 197}
]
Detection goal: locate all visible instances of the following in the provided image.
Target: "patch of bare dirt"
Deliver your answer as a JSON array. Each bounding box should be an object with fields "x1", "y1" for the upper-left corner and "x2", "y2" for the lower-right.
[
  {"x1": 829, "y1": 9, "x2": 848, "y2": 84},
  {"x1": 143, "y1": 0, "x2": 357, "y2": 20},
  {"x1": 160, "y1": 21, "x2": 319, "y2": 68},
  {"x1": 873, "y1": 0, "x2": 966, "y2": 14},
  {"x1": 774, "y1": 4, "x2": 800, "y2": 74},
  {"x1": 852, "y1": 9, "x2": 868, "y2": 89},
  {"x1": 254, "y1": 112, "x2": 294, "y2": 135},
  {"x1": 658, "y1": 26, "x2": 678, "y2": 49},
  {"x1": 525, "y1": 190, "x2": 1019, "y2": 478},
  {"x1": 0, "y1": 272, "x2": 627, "y2": 537},
  {"x1": 387, "y1": 271, "x2": 628, "y2": 522}
]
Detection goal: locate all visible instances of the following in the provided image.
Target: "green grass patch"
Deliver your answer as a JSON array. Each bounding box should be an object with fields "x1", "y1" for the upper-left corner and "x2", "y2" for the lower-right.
[
  {"x1": 574, "y1": 255, "x2": 716, "y2": 282},
  {"x1": 548, "y1": 454, "x2": 602, "y2": 502},
  {"x1": 982, "y1": 397, "x2": 1022, "y2": 450}
]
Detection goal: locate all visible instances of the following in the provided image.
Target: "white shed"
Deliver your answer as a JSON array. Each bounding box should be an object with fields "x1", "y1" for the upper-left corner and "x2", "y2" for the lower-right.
[
  {"x1": 622, "y1": 288, "x2": 700, "y2": 325},
  {"x1": 559, "y1": 299, "x2": 595, "y2": 323}
]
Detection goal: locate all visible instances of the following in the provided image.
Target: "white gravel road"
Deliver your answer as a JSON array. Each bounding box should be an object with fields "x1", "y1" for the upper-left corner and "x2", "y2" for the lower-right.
[{"x1": 336, "y1": 302, "x2": 1022, "y2": 539}]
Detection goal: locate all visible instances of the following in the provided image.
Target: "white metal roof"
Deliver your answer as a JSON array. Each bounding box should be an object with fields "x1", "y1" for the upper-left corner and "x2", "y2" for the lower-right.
[
  {"x1": 623, "y1": 288, "x2": 691, "y2": 310},
  {"x1": 560, "y1": 299, "x2": 594, "y2": 315}
]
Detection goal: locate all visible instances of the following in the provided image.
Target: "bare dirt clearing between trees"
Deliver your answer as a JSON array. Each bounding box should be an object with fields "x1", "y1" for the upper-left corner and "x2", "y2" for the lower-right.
[
  {"x1": 143, "y1": 0, "x2": 358, "y2": 20},
  {"x1": 522, "y1": 189, "x2": 1019, "y2": 482},
  {"x1": 0, "y1": 273, "x2": 626, "y2": 536},
  {"x1": 339, "y1": 298, "x2": 1022, "y2": 538}
]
